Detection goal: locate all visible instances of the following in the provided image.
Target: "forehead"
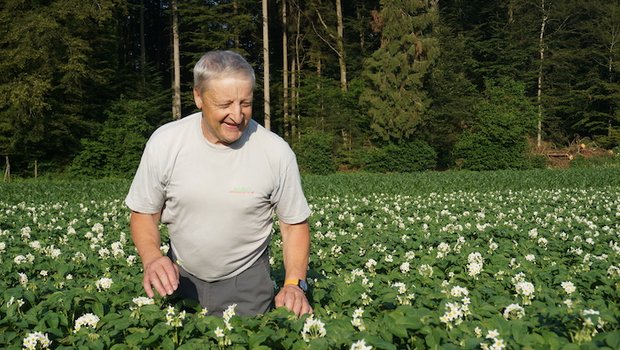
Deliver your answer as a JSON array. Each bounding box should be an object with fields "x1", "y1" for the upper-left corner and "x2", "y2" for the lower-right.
[{"x1": 202, "y1": 76, "x2": 253, "y2": 99}]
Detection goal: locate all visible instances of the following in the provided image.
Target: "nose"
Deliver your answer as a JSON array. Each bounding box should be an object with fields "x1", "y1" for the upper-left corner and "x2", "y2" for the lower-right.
[{"x1": 229, "y1": 103, "x2": 242, "y2": 123}]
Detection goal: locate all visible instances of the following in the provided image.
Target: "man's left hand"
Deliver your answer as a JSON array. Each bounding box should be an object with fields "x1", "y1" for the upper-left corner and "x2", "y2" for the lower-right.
[{"x1": 275, "y1": 284, "x2": 313, "y2": 317}]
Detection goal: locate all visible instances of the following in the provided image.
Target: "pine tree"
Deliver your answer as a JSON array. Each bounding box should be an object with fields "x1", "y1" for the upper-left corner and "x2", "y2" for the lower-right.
[{"x1": 359, "y1": 0, "x2": 440, "y2": 142}]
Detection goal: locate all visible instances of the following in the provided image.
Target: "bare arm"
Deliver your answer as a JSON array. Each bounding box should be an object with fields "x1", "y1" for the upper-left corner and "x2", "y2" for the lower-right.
[
  {"x1": 274, "y1": 219, "x2": 313, "y2": 316},
  {"x1": 130, "y1": 211, "x2": 179, "y2": 298}
]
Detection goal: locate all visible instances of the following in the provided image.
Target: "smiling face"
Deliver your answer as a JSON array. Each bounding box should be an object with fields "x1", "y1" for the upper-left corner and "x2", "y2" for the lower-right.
[{"x1": 193, "y1": 75, "x2": 254, "y2": 145}]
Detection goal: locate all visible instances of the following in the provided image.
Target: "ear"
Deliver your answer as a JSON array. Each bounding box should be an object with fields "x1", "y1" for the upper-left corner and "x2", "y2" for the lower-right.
[{"x1": 193, "y1": 88, "x2": 203, "y2": 109}]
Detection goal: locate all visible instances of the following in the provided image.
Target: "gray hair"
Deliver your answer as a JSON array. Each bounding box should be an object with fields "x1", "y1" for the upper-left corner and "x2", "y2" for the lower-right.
[{"x1": 193, "y1": 50, "x2": 256, "y2": 93}]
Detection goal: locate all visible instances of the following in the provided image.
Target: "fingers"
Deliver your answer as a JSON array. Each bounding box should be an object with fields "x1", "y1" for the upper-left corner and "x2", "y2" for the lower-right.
[
  {"x1": 143, "y1": 256, "x2": 179, "y2": 297},
  {"x1": 275, "y1": 285, "x2": 313, "y2": 317}
]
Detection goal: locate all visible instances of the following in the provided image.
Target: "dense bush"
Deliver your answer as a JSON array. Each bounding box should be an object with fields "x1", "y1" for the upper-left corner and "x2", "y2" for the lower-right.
[
  {"x1": 453, "y1": 79, "x2": 536, "y2": 170},
  {"x1": 293, "y1": 130, "x2": 337, "y2": 175},
  {"x1": 354, "y1": 140, "x2": 437, "y2": 173},
  {"x1": 70, "y1": 98, "x2": 153, "y2": 178}
]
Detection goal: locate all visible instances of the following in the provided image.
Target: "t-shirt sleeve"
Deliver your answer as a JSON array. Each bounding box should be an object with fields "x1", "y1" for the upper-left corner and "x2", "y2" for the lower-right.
[
  {"x1": 271, "y1": 151, "x2": 311, "y2": 224},
  {"x1": 125, "y1": 138, "x2": 167, "y2": 214}
]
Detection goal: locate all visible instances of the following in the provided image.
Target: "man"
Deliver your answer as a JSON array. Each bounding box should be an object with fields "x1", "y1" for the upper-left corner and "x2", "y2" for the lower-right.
[{"x1": 125, "y1": 50, "x2": 312, "y2": 317}]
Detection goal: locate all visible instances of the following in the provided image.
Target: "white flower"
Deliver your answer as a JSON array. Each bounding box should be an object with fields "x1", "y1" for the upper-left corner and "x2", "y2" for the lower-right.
[
  {"x1": 486, "y1": 329, "x2": 500, "y2": 340},
  {"x1": 73, "y1": 252, "x2": 86, "y2": 263},
  {"x1": 450, "y1": 286, "x2": 469, "y2": 298},
  {"x1": 223, "y1": 304, "x2": 237, "y2": 330},
  {"x1": 515, "y1": 281, "x2": 535, "y2": 297},
  {"x1": 467, "y1": 252, "x2": 483, "y2": 278},
  {"x1": 14, "y1": 255, "x2": 28, "y2": 265},
  {"x1": 98, "y1": 247, "x2": 110, "y2": 259},
  {"x1": 503, "y1": 304, "x2": 525, "y2": 320},
  {"x1": 365, "y1": 259, "x2": 377, "y2": 272},
  {"x1": 351, "y1": 308, "x2": 366, "y2": 331},
  {"x1": 132, "y1": 297, "x2": 154, "y2": 307},
  {"x1": 301, "y1": 315, "x2": 327, "y2": 342},
  {"x1": 392, "y1": 282, "x2": 407, "y2": 294},
  {"x1": 95, "y1": 277, "x2": 113, "y2": 291},
  {"x1": 21, "y1": 226, "x2": 32, "y2": 239},
  {"x1": 418, "y1": 264, "x2": 433, "y2": 277},
  {"x1": 165, "y1": 305, "x2": 185, "y2": 327},
  {"x1": 91, "y1": 223, "x2": 104, "y2": 234},
  {"x1": 74, "y1": 313, "x2": 100, "y2": 333},
  {"x1": 525, "y1": 254, "x2": 535, "y2": 262},
  {"x1": 561, "y1": 281, "x2": 576, "y2": 295},
  {"x1": 400, "y1": 262, "x2": 410, "y2": 273},
  {"x1": 214, "y1": 327, "x2": 225, "y2": 338},
  {"x1": 23, "y1": 331, "x2": 51, "y2": 350},
  {"x1": 350, "y1": 339, "x2": 373, "y2": 350},
  {"x1": 18, "y1": 273, "x2": 28, "y2": 286},
  {"x1": 475, "y1": 327, "x2": 482, "y2": 337}
]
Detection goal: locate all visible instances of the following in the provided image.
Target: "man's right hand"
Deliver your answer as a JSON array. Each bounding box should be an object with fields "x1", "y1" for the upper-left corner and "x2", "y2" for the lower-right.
[{"x1": 143, "y1": 255, "x2": 180, "y2": 298}]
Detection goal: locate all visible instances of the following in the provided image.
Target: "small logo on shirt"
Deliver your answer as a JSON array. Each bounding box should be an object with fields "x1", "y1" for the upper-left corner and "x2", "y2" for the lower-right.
[{"x1": 229, "y1": 186, "x2": 255, "y2": 195}]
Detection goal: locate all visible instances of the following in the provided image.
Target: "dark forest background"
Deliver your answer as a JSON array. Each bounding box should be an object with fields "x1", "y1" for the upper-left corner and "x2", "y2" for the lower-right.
[{"x1": 1, "y1": 0, "x2": 619, "y2": 178}]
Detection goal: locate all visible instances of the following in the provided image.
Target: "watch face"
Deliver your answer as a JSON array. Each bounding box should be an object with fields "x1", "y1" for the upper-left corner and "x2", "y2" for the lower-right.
[{"x1": 299, "y1": 279, "x2": 308, "y2": 292}]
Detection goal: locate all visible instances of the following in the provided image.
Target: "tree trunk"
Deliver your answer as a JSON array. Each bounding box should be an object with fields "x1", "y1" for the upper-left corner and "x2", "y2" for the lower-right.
[
  {"x1": 536, "y1": 0, "x2": 548, "y2": 149},
  {"x1": 140, "y1": 0, "x2": 146, "y2": 86},
  {"x1": 357, "y1": 3, "x2": 365, "y2": 54},
  {"x1": 262, "y1": 0, "x2": 271, "y2": 131},
  {"x1": 317, "y1": 57, "x2": 324, "y2": 131},
  {"x1": 291, "y1": 57, "x2": 297, "y2": 144},
  {"x1": 233, "y1": 0, "x2": 240, "y2": 49},
  {"x1": 295, "y1": 5, "x2": 302, "y2": 143},
  {"x1": 336, "y1": 0, "x2": 347, "y2": 92},
  {"x1": 34, "y1": 159, "x2": 38, "y2": 178},
  {"x1": 3, "y1": 156, "x2": 9, "y2": 182},
  {"x1": 172, "y1": 0, "x2": 181, "y2": 120},
  {"x1": 282, "y1": 0, "x2": 289, "y2": 140}
]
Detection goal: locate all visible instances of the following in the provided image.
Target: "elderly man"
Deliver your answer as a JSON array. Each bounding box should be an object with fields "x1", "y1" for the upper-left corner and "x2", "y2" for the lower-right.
[{"x1": 125, "y1": 50, "x2": 312, "y2": 317}]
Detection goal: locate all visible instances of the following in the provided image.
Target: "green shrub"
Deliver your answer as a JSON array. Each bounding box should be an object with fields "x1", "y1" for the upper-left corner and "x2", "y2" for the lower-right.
[
  {"x1": 360, "y1": 140, "x2": 437, "y2": 173},
  {"x1": 570, "y1": 153, "x2": 620, "y2": 168},
  {"x1": 452, "y1": 78, "x2": 536, "y2": 171},
  {"x1": 293, "y1": 130, "x2": 337, "y2": 175},
  {"x1": 70, "y1": 98, "x2": 153, "y2": 177}
]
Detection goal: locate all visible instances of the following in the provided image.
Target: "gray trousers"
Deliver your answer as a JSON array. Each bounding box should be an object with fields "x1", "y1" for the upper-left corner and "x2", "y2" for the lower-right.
[{"x1": 169, "y1": 249, "x2": 274, "y2": 317}]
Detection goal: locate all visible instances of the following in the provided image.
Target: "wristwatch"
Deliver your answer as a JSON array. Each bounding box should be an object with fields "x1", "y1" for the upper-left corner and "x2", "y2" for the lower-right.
[{"x1": 284, "y1": 279, "x2": 308, "y2": 293}]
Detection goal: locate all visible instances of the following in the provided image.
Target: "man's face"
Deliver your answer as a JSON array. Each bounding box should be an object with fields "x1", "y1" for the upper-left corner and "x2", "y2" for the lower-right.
[{"x1": 193, "y1": 75, "x2": 253, "y2": 145}]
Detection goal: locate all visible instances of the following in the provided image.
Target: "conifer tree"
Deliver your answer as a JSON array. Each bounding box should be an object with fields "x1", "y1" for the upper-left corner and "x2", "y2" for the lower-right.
[{"x1": 360, "y1": 0, "x2": 440, "y2": 142}]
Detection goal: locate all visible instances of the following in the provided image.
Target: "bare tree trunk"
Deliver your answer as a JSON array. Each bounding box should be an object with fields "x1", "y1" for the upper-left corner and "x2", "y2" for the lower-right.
[
  {"x1": 336, "y1": 0, "x2": 347, "y2": 93},
  {"x1": 282, "y1": 0, "x2": 290, "y2": 140},
  {"x1": 291, "y1": 57, "x2": 297, "y2": 143},
  {"x1": 356, "y1": 3, "x2": 365, "y2": 54},
  {"x1": 34, "y1": 159, "x2": 38, "y2": 178},
  {"x1": 608, "y1": 22, "x2": 618, "y2": 137},
  {"x1": 233, "y1": 0, "x2": 240, "y2": 49},
  {"x1": 172, "y1": 0, "x2": 181, "y2": 120},
  {"x1": 3, "y1": 156, "x2": 9, "y2": 182},
  {"x1": 536, "y1": 0, "x2": 548, "y2": 149},
  {"x1": 262, "y1": 0, "x2": 271, "y2": 131},
  {"x1": 140, "y1": 0, "x2": 146, "y2": 86},
  {"x1": 295, "y1": 5, "x2": 302, "y2": 143},
  {"x1": 317, "y1": 57, "x2": 324, "y2": 131}
]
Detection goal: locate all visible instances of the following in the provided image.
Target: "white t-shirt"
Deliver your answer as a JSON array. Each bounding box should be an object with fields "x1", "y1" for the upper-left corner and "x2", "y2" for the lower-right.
[{"x1": 125, "y1": 112, "x2": 311, "y2": 281}]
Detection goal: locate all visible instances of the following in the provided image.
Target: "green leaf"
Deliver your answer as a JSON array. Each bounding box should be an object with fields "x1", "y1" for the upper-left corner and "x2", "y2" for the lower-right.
[{"x1": 605, "y1": 330, "x2": 620, "y2": 349}]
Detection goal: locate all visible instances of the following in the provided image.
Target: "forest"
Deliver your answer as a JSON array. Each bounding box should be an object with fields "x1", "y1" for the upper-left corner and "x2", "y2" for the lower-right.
[{"x1": 1, "y1": 0, "x2": 619, "y2": 177}]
